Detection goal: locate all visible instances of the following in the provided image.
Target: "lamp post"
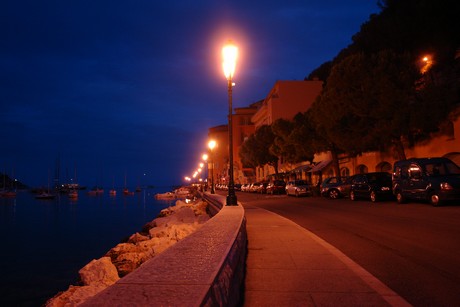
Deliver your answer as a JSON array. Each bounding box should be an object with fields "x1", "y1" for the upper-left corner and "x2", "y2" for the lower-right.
[
  {"x1": 208, "y1": 140, "x2": 216, "y2": 194},
  {"x1": 202, "y1": 153, "x2": 209, "y2": 192},
  {"x1": 222, "y1": 41, "x2": 238, "y2": 206}
]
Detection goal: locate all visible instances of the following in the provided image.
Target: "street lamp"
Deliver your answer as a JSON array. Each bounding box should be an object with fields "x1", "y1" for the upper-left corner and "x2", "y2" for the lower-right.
[
  {"x1": 222, "y1": 40, "x2": 238, "y2": 206},
  {"x1": 208, "y1": 140, "x2": 216, "y2": 194}
]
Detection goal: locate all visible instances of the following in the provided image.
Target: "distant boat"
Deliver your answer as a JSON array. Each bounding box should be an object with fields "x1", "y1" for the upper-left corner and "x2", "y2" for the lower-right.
[
  {"x1": 109, "y1": 176, "x2": 116, "y2": 196},
  {"x1": 35, "y1": 192, "x2": 56, "y2": 200},
  {"x1": 36, "y1": 170, "x2": 55, "y2": 200},
  {"x1": 88, "y1": 187, "x2": 104, "y2": 196},
  {"x1": 123, "y1": 188, "x2": 134, "y2": 196},
  {"x1": 123, "y1": 172, "x2": 134, "y2": 195},
  {"x1": 68, "y1": 189, "x2": 78, "y2": 199},
  {"x1": 154, "y1": 191, "x2": 176, "y2": 199},
  {"x1": 1, "y1": 190, "x2": 16, "y2": 198}
]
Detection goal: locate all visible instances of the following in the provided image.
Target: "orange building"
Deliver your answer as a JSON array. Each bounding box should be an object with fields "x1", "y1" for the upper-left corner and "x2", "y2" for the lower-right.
[
  {"x1": 251, "y1": 80, "x2": 323, "y2": 181},
  {"x1": 208, "y1": 102, "x2": 260, "y2": 185},
  {"x1": 252, "y1": 80, "x2": 323, "y2": 128},
  {"x1": 207, "y1": 124, "x2": 228, "y2": 186}
]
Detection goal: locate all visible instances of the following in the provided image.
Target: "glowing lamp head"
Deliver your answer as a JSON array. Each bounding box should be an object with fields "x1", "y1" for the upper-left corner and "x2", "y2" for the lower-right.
[
  {"x1": 222, "y1": 41, "x2": 238, "y2": 80},
  {"x1": 208, "y1": 140, "x2": 217, "y2": 150}
]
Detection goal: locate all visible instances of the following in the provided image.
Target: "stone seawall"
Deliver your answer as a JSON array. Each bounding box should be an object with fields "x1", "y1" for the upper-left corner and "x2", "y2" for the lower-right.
[{"x1": 80, "y1": 194, "x2": 247, "y2": 306}]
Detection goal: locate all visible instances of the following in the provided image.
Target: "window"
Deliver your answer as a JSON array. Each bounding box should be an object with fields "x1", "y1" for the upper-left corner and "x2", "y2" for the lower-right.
[
  {"x1": 356, "y1": 165, "x2": 368, "y2": 174},
  {"x1": 377, "y1": 161, "x2": 392, "y2": 172},
  {"x1": 341, "y1": 167, "x2": 350, "y2": 177},
  {"x1": 409, "y1": 164, "x2": 422, "y2": 179}
]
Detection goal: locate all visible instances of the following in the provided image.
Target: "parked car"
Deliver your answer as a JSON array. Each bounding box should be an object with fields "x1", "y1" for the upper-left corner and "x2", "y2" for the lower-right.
[
  {"x1": 285, "y1": 180, "x2": 311, "y2": 197},
  {"x1": 320, "y1": 176, "x2": 349, "y2": 199},
  {"x1": 249, "y1": 182, "x2": 260, "y2": 193},
  {"x1": 266, "y1": 180, "x2": 286, "y2": 195},
  {"x1": 254, "y1": 182, "x2": 268, "y2": 194},
  {"x1": 349, "y1": 172, "x2": 393, "y2": 202},
  {"x1": 241, "y1": 184, "x2": 250, "y2": 192},
  {"x1": 392, "y1": 157, "x2": 460, "y2": 206}
]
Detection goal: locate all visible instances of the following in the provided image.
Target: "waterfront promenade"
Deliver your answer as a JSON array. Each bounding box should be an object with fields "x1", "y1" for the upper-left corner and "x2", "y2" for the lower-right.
[
  {"x1": 80, "y1": 193, "x2": 412, "y2": 306},
  {"x1": 242, "y1": 203, "x2": 411, "y2": 306}
]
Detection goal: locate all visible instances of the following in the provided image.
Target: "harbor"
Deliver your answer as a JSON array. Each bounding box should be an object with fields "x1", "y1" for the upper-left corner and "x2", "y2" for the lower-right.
[{"x1": 0, "y1": 187, "x2": 175, "y2": 306}]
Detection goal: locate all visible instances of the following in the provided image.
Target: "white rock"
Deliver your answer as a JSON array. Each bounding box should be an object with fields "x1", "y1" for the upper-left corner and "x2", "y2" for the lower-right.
[{"x1": 79, "y1": 257, "x2": 119, "y2": 286}]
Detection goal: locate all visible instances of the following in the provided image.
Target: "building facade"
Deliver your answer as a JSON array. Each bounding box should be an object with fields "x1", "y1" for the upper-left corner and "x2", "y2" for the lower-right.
[
  {"x1": 252, "y1": 80, "x2": 323, "y2": 128},
  {"x1": 251, "y1": 80, "x2": 323, "y2": 181}
]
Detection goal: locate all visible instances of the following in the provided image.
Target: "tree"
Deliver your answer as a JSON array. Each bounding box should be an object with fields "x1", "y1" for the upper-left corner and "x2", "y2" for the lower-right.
[
  {"x1": 270, "y1": 118, "x2": 297, "y2": 163},
  {"x1": 310, "y1": 50, "x2": 420, "y2": 160},
  {"x1": 239, "y1": 125, "x2": 279, "y2": 175}
]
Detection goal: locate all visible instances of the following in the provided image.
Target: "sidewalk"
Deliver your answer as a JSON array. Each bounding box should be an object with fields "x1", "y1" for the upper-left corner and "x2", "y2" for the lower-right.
[{"x1": 242, "y1": 204, "x2": 411, "y2": 307}]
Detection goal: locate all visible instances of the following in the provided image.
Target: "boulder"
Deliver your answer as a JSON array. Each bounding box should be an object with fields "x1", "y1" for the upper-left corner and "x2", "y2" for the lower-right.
[
  {"x1": 148, "y1": 225, "x2": 169, "y2": 238},
  {"x1": 79, "y1": 257, "x2": 119, "y2": 286},
  {"x1": 173, "y1": 207, "x2": 196, "y2": 224},
  {"x1": 112, "y1": 252, "x2": 146, "y2": 276},
  {"x1": 154, "y1": 215, "x2": 177, "y2": 227},
  {"x1": 127, "y1": 232, "x2": 149, "y2": 243},
  {"x1": 46, "y1": 258, "x2": 118, "y2": 307}
]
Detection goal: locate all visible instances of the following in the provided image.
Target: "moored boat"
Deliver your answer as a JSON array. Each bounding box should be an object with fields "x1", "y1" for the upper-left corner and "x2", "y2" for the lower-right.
[
  {"x1": 1, "y1": 190, "x2": 16, "y2": 198},
  {"x1": 68, "y1": 190, "x2": 78, "y2": 199},
  {"x1": 35, "y1": 192, "x2": 56, "y2": 200},
  {"x1": 88, "y1": 187, "x2": 104, "y2": 196},
  {"x1": 154, "y1": 191, "x2": 176, "y2": 199}
]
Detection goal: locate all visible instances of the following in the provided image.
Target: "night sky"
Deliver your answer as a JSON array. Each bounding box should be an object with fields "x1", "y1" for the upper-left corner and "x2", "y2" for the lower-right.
[{"x1": 1, "y1": 1, "x2": 380, "y2": 188}]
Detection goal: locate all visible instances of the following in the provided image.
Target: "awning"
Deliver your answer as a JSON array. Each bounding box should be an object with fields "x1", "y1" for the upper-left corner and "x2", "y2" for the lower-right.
[
  {"x1": 290, "y1": 164, "x2": 312, "y2": 173},
  {"x1": 308, "y1": 160, "x2": 332, "y2": 173}
]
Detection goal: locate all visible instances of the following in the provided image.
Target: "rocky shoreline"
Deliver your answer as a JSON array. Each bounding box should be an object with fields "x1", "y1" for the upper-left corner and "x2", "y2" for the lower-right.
[{"x1": 46, "y1": 198, "x2": 210, "y2": 307}]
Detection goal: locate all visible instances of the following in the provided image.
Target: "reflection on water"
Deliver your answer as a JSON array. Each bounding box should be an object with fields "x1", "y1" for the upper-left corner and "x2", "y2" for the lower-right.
[{"x1": 0, "y1": 188, "x2": 174, "y2": 306}]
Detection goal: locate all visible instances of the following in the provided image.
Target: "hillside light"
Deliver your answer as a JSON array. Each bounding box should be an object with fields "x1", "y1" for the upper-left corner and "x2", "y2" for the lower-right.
[{"x1": 222, "y1": 40, "x2": 238, "y2": 206}]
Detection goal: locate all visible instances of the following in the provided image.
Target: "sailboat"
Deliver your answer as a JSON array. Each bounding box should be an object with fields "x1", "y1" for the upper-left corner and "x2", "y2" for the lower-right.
[
  {"x1": 109, "y1": 176, "x2": 116, "y2": 196},
  {"x1": 68, "y1": 188, "x2": 78, "y2": 199},
  {"x1": 123, "y1": 172, "x2": 134, "y2": 196},
  {"x1": 35, "y1": 191, "x2": 56, "y2": 200},
  {"x1": 67, "y1": 165, "x2": 79, "y2": 199},
  {"x1": 36, "y1": 170, "x2": 56, "y2": 200}
]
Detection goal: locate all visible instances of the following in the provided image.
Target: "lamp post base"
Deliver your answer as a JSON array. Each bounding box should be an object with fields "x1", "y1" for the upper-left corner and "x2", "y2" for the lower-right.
[{"x1": 226, "y1": 193, "x2": 238, "y2": 206}]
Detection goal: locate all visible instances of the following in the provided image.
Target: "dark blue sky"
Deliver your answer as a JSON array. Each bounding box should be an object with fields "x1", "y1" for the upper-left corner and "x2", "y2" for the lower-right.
[{"x1": 1, "y1": 1, "x2": 380, "y2": 188}]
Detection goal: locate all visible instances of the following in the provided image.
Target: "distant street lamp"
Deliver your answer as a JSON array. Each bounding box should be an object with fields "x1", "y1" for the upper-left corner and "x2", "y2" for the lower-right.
[
  {"x1": 208, "y1": 140, "x2": 216, "y2": 194},
  {"x1": 222, "y1": 40, "x2": 238, "y2": 206}
]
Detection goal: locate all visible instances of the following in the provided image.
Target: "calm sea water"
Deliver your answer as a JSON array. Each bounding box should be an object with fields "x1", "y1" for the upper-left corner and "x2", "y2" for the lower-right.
[{"x1": 0, "y1": 188, "x2": 176, "y2": 306}]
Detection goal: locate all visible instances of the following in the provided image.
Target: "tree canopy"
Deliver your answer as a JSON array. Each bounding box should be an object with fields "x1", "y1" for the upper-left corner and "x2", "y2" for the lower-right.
[
  {"x1": 239, "y1": 125, "x2": 279, "y2": 173},
  {"x1": 241, "y1": 0, "x2": 459, "y2": 173}
]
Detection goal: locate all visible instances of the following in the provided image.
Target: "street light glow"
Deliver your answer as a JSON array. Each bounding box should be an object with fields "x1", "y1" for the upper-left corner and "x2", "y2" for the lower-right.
[
  {"x1": 208, "y1": 139, "x2": 216, "y2": 150},
  {"x1": 222, "y1": 41, "x2": 238, "y2": 80}
]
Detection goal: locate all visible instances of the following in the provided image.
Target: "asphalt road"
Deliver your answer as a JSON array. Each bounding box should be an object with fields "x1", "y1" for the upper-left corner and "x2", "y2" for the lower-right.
[{"x1": 230, "y1": 191, "x2": 460, "y2": 307}]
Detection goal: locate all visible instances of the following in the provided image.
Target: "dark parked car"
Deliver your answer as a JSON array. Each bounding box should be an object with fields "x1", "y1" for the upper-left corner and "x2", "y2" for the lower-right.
[
  {"x1": 266, "y1": 180, "x2": 286, "y2": 195},
  {"x1": 392, "y1": 157, "x2": 460, "y2": 206},
  {"x1": 285, "y1": 180, "x2": 311, "y2": 197},
  {"x1": 320, "y1": 176, "x2": 350, "y2": 199},
  {"x1": 255, "y1": 182, "x2": 269, "y2": 194},
  {"x1": 349, "y1": 172, "x2": 393, "y2": 202}
]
